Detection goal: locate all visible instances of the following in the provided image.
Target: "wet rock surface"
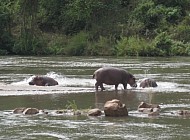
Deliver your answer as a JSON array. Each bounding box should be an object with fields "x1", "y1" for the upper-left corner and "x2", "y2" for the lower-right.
[
  {"x1": 138, "y1": 102, "x2": 161, "y2": 116},
  {"x1": 104, "y1": 99, "x2": 128, "y2": 117},
  {"x1": 88, "y1": 108, "x2": 102, "y2": 116}
]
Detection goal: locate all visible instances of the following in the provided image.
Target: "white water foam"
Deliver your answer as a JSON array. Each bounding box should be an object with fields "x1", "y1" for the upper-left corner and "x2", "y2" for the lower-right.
[
  {"x1": 0, "y1": 72, "x2": 188, "y2": 96},
  {"x1": 11, "y1": 71, "x2": 95, "y2": 87}
]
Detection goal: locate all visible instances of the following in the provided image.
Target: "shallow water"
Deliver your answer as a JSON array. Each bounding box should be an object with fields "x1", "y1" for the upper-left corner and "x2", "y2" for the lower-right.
[{"x1": 0, "y1": 56, "x2": 190, "y2": 140}]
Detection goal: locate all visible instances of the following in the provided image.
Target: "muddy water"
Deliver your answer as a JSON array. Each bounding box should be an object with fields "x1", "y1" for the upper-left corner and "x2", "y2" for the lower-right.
[{"x1": 0, "y1": 56, "x2": 190, "y2": 140}]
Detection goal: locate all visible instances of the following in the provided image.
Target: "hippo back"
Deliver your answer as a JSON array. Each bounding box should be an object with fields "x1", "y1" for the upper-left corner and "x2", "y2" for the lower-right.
[
  {"x1": 29, "y1": 76, "x2": 58, "y2": 86},
  {"x1": 94, "y1": 67, "x2": 133, "y2": 85},
  {"x1": 42, "y1": 77, "x2": 58, "y2": 86}
]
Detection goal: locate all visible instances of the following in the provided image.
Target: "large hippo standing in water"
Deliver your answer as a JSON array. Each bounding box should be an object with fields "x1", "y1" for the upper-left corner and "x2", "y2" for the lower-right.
[
  {"x1": 93, "y1": 67, "x2": 137, "y2": 91},
  {"x1": 139, "y1": 78, "x2": 157, "y2": 88},
  {"x1": 29, "y1": 76, "x2": 58, "y2": 86}
]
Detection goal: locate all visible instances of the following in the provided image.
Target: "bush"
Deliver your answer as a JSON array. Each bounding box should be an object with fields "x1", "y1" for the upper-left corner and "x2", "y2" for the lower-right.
[
  {"x1": 153, "y1": 32, "x2": 172, "y2": 56},
  {"x1": 185, "y1": 44, "x2": 190, "y2": 56},
  {"x1": 13, "y1": 31, "x2": 48, "y2": 55},
  {"x1": 170, "y1": 17, "x2": 190, "y2": 43},
  {"x1": 153, "y1": 32, "x2": 190, "y2": 56},
  {"x1": 46, "y1": 34, "x2": 68, "y2": 55},
  {"x1": 64, "y1": 31, "x2": 89, "y2": 56},
  {"x1": 0, "y1": 49, "x2": 8, "y2": 55},
  {"x1": 116, "y1": 36, "x2": 156, "y2": 56},
  {"x1": 170, "y1": 41, "x2": 187, "y2": 56},
  {"x1": 86, "y1": 36, "x2": 116, "y2": 56}
]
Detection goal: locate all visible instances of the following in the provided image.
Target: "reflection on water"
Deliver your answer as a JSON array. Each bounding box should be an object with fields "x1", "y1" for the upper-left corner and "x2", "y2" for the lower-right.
[{"x1": 0, "y1": 56, "x2": 190, "y2": 139}]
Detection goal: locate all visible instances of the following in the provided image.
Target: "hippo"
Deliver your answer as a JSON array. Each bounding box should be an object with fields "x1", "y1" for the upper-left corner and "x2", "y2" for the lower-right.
[
  {"x1": 29, "y1": 76, "x2": 58, "y2": 86},
  {"x1": 139, "y1": 78, "x2": 157, "y2": 88},
  {"x1": 13, "y1": 107, "x2": 26, "y2": 114},
  {"x1": 13, "y1": 107, "x2": 47, "y2": 115},
  {"x1": 177, "y1": 110, "x2": 190, "y2": 116},
  {"x1": 93, "y1": 67, "x2": 137, "y2": 91}
]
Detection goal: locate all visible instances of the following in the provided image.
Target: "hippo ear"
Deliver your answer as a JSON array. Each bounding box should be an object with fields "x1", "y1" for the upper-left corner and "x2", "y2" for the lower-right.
[
  {"x1": 36, "y1": 76, "x2": 40, "y2": 79},
  {"x1": 37, "y1": 76, "x2": 43, "y2": 80}
]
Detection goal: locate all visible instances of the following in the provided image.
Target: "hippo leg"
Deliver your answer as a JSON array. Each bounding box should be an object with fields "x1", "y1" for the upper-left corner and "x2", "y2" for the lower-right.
[
  {"x1": 123, "y1": 83, "x2": 127, "y2": 90},
  {"x1": 45, "y1": 83, "x2": 50, "y2": 86},
  {"x1": 95, "y1": 82, "x2": 99, "y2": 91},
  {"x1": 115, "y1": 84, "x2": 118, "y2": 90},
  {"x1": 100, "y1": 84, "x2": 105, "y2": 91},
  {"x1": 95, "y1": 82, "x2": 105, "y2": 91}
]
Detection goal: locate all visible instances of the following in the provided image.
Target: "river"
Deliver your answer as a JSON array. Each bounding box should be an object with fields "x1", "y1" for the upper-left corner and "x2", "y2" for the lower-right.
[{"x1": 0, "y1": 56, "x2": 190, "y2": 140}]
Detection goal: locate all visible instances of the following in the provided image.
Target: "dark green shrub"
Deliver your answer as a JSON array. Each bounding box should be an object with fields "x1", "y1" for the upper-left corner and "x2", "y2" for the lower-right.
[
  {"x1": 185, "y1": 44, "x2": 190, "y2": 56},
  {"x1": 13, "y1": 31, "x2": 48, "y2": 55},
  {"x1": 0, "y1": 49, "x2": 8, "y2": 55},
  {"x1": 46, "y1": 34, "x2": 68, "y2": 55},
  {"x1": 170, "y1": 17, "x2": 190, "y2": 43},
  {"x1": 64, "y1": 31, "x2": 88, "y2": 56},
  {"x1": 165, "y1": 7, "x2": 182, "y2": 24},
  {"x1": 132, "y1": 1, "x2": 165, "y2": 30},
  {"x1": 171, "y1": 41, "x2": 188, "y2": 56},
  {"x1": 86, "y1": 36, "x2": 116, "y2": 56},
  {"x1": 0, "y1": 1, "x2": 14, "y2": 54},
  {"x1": 153, "y1": 32, "x2": 172, "y2": 56},
  {"x1": 116, "y1": 36, "x2": 156, "y2": 56}
]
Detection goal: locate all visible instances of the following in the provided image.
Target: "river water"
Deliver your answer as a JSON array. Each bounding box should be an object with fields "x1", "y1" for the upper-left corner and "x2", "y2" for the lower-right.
[{"x1": 0, "y1": 56, "x2": 190, "y2": 140}]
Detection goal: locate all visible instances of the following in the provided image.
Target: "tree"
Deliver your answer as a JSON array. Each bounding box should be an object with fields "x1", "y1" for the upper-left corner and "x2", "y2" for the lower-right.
[
  {"x1": 0, "y1": 0, "x2": 14, "y2": 54},
  {"x1": 13, "y1": 0, "x2": 46, "y2": 55}
]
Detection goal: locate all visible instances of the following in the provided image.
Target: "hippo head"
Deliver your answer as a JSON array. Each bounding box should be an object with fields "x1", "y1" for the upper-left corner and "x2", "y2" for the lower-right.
[
  {"x1": 140, "y1": 79, "x2": 149, "y2": 88},
  {"x1": 140, "y1": 78, "x2": 158, "y2": 88},
  {"x1": 128, "y1": 75, "x2": 137, "y2": 88},
  {"x1": 29, "y1": 76, "x2": 44, "y2": 86}
]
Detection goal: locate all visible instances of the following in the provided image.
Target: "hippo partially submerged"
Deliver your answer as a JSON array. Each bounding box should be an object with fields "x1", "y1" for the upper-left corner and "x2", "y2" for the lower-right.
[
  {"x1": 13, "y1": 107, "x2": 47, "y2": 115},
  {"x1": 29, "y1": 76, "x2": 58, "y2": 86},
  {"x1": 139, "y1": 78, "x2": 157, "y2": 88},
  {"x1": 93, "y1": 67, "x2": 137, "y2": 91}
]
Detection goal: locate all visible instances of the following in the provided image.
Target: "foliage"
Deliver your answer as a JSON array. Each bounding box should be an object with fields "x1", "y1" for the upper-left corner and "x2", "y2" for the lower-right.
[
  {"x1": 0, "y1": 0, "x2": 190, "y2": 56},
  {"x1": 65, "y1": 100, "x2": 78, "y2": 111},
  {"x1": 153, "y1": 32, "x2": 190, "y2": 56},
  {"x1": 64, "y1": 31, "x2": 88, "y2": 56},
  {"x1": 170, "y1": 24, "x2": 190, "y2": 43},
  {"x1": 13, "y1": 33, "x2": 47, "y2": 55},
  {"x1": 39, "y1": 0, "x2": 68, "y2": 33},
  {"x1": 86, "y1": 36, "x2": 116, "y2": 56},
  {"x1": 45, "y1": 33, "x2": 68, "y2": 55},
  {"x1": 12, "y1": 0, "x2": 47, "y2": 55},
  {"x1": 0, "y1": 0, "x2": 14, "y2": 54},
  {"x1": 153, "y1": 32, "x2": 172, "y2": 56},
  {"x1": 170, "y1": 41, "x2": 189, "y2": 56},
  {"x1": 116, "y1": 36, "x2": 156, "y2": 56}
]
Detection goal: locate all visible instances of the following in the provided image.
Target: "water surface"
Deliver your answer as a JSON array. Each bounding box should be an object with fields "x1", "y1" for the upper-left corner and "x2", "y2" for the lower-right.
[{"x1": 0, "y1": 56, "x2": 190, "y2": 140}]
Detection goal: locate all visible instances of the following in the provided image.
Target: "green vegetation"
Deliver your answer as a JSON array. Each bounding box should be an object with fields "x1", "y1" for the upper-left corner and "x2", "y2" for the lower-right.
[
  {"x1": 1, "y1": 0, "x2": 190, "y2": 56},
  {"x1": 65, "y1": 100, "x2": 78, "y2": 111}
]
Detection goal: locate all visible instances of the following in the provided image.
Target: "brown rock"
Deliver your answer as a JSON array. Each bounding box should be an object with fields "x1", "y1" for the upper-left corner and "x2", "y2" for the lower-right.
[
  {"x1": 138, "y1": 102, "x2": 160, "y2": 116},
  {"x1": 88, "y1": 108, "x2": 102, "y2": 116},
  {"x1": 104, "y1": 99, "x2": 128, "y2": 117},
  {"x1": 138, "y1": 102, "x2": 160, "y2": 109}
]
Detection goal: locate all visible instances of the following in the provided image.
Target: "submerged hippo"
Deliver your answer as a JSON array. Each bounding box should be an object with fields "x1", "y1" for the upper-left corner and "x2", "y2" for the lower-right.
[
  {"x1": 139, "y1": 78, "x2": 157, "y2": 88},
  {"x1": 13, "y1": 107, "x2": 47, "y2": 115},
  {"x1": 93, "y1": 67, "x2": 137, "y2": 91},
  {"x1": 29, "y1": 76, "x2": 58, "y2": 86}
]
